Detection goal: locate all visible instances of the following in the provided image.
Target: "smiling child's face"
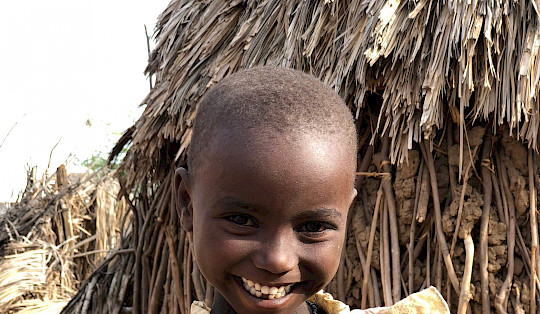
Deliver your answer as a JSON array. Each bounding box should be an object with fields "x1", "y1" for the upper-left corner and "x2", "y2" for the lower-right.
[{"x1": 177, "y1": 131, "x2": 356, "y2": 314}]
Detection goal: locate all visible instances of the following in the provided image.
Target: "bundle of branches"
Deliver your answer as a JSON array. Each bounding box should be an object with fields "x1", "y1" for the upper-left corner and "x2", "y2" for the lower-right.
[
  {"x1": 0, "y1": 165, "x2": 128, "y2": 313},
  {"x1": 64, "y1": 0, "x2": 540, "y2": 313}
]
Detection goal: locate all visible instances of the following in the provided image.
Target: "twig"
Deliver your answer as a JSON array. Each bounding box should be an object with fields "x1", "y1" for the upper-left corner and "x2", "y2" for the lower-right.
[
  {"x1": 45, "y1": 138, "x2": 62, "y2": 177},
  {"x1": 457, "y1": 234, "x2": 474, "y2": 314},
  {"x1": 149, "y1": 236, "x2": 169, "y2": 314},
  {"x1": 380, "y1": 200, "x2": 392, "y2": 306},
  {"x1": 416, "y1": 162, "x2": 430, "y2": 223},
  {"x1": 165, "y1": 227, "x2": 184, "y2": 312},
  {"x1": 450, "y1": 145, "x2": 480, "y2": 256},
  {"x1": 420, "y1": 139, "x2": 460, "y2": 293},
  {"x1": 529, "y1": 148, "x2": 539, "y2": 314},
  {"x1": 356, "y1": 145, "x2": 374, "y2": 190},
  {"x1": 447, "y1": 121, "x2": 457, "y2": 201},
  {"x1": 380, "y1": 135, "x2": 401, "y2": 302},
  {"x1": 355, "y1": 236, "x2": 375, "y2": 308},
  {"x1": 81, "y1": 276, "x2": 98, "y2": 314},
  {"x1": 426, "y1": 232, "x2": 430, "y2": 287},
  {"x1": 409, "y1": 159, "x2": 424, "y2": 293},
  {"x1": 144, "y1": 24, "x2": 154, "y2": 90},
  {"x1": 361, "y1": 187, "x2": 383, "y2": 308},
  {"x1": 337, "y1": 244, "x2": 346, "y2": 301},
  {"x1": 495, "y1": 154, "x2": 516, "y2": 313},
  {"x1": 479, "y1": 137, "x2": 492, "y2": 312},
  {"x1": 0, "y1": 114, "x2": 24, "y2": 152}
]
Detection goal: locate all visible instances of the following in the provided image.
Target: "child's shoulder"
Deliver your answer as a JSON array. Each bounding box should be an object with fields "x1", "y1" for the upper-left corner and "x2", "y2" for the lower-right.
[
  {"x1": 189, "y1": 287, "x2": 450, "y2": 314},
  {"x1": 308, "y1": 287, "x2": 450, "y2": 314}
]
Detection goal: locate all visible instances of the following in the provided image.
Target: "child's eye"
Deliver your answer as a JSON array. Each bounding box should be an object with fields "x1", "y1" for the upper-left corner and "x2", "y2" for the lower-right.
[
  {"x1": 225, "y1": 214, "x2": 257, "y2": 227},
  {"x1": 297, "y1": 221, "x2": 335, "y2": 233}
]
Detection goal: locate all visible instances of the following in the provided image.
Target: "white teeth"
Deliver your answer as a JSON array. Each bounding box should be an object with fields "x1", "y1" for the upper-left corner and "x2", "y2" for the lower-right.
[{"x1": 240, "y1": 277, "x2": 293, "y2": 300}]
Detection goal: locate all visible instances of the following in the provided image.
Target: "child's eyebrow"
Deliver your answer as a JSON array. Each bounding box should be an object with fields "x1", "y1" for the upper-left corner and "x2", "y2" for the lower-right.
[
  {"x1": 297, "y1": 208, "x2": 342, "y2": 220},
  {"x1": 217, "y1": 196, "x2": 262, "y2": 211},
  {"x1": 215, "y1": 197, "x2": 342, "y2": 219}
]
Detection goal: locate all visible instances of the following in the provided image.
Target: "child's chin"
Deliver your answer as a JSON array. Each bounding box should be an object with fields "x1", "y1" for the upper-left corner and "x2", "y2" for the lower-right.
[{"x1": 229, "y1": 275, "x2": 306, "y2": 313}]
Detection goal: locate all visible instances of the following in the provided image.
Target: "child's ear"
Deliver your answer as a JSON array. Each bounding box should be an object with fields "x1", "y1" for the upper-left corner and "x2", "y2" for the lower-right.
[
  {"x1": 351, "y1": 187, "x2": 358, "y2": 202},
  {"x1": 174, "y1": 167, "x2": 193, "y2": 232}
]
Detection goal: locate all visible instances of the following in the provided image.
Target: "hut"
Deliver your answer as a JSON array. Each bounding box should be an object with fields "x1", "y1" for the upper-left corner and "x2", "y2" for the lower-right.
[{"x1": 63, "y1": 0, "x2": 540, "y2": 313}]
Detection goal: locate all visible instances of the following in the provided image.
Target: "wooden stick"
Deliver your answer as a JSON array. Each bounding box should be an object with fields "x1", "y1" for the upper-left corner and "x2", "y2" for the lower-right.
[
  {"x1": 426, "y1": 232, "x2": 431, "y2": 287},
  {"x1": 450, "y1": 145, "x2": 480, "y2": 256},
  {"x1": 529, "y1": 148, "x2": 539, "y2": 314},
  {"x1": 380, "y1": 200, "x2": 393, "y2": 306},
  {"x1": 356, "y1": 144, "x2": 374, "y2": 190},
  {"x1": 149, "y1": 236, "x2": 169, "y2": 314},
  {"x1": 457, "y1": 234, "x2": 474, "y2": 314},
  {"x1": 447, "y1": 119, "x2": 457, "y2": 200},
  {"x1": 337, "y1": 243, "x2": 346, "y2": 301},
  {"x1": 402, "y1": 231, "x2": 427, "y2": 279},
  {"x1": 409, "y1": 159, "x2": 424, "y2": 293},
  {"x1": 479, "y1": 138, "x2": 492, "y2": 313},
  {"x1": 417, "y1": 162, "x2": 430, "y2": 223},
  {"x1": 490, "y1": 170, "x2": 506, "y2": 224},
  {"x1": 149, "y1": 228, "x2": 165, "y2": 300},
  {"x1": 355, "y1": 236, "x2": 375, "y2": 308},
  {"x1": 380, "y1": 135, "x2": 401, "y2": 303},
  {"x1": 495, "y1": 154, "x2": 516, "y2": 313},
  {"x1": 371, "y1": 268, "x2": 382, "y2": 307},
  {"x1": 185, "y1": 236, "x2": 192, "y2": 313},
  {"x1": 420, "y1": 139, "x2": 460, "y2": 293},
  {"x1": 165, "y1": 227, "x2": 184, "y2": 313},
  {"x1": 361, "y1": 187, "x2": 383, "y2": 308},
  {"x1": 81, "y1": 276, "x2": 98, "y2": 314},
  {"x1": 435, "y1": 243, "x2": 442, "y2": 292},
  {"x1": 516, "y1": 226, "x2": 540, "y2": 294}
]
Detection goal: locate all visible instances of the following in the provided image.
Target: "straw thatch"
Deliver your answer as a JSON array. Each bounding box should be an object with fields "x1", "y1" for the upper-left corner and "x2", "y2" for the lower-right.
[
  {"x1": 0, "y1": 166, "x2": 128, "y2": 313},
  {"x1": 62, "y1": 0, "x2": 540, "y2": 313}
]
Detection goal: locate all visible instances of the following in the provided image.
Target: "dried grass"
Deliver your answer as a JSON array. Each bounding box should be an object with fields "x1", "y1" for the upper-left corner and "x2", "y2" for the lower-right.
[{"x1": 0, "y1": 166, "x2": 127, "y2": 313}]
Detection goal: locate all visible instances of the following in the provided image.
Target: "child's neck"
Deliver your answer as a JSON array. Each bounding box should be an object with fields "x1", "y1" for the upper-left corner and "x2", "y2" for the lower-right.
[
  {"x1": 210, "y1": 293, "x2": 236, "y2": 314},
  {"x1": 209, "y1": 291, "x2": 312, "y2": 314}
]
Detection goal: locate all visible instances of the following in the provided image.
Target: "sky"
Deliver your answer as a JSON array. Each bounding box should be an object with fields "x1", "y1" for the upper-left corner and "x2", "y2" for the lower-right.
[{"x1": 0, "y1": 0, "x2": 171, "y2": 202}]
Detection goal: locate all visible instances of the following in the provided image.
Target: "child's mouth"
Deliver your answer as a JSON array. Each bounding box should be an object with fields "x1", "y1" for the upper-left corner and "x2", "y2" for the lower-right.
[{"x1": 241, "y1": 277, "x2": 293, "y2": 300}]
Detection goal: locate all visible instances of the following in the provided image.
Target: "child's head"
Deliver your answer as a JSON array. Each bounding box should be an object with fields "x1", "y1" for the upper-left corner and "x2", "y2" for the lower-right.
[{"x1": 175, "y1": 67, "x2": 357, "y2": 313}]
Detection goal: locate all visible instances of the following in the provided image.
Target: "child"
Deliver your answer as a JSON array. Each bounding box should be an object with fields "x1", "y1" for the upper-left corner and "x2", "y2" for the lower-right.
[{"x1": 174, "y1": 67, "x2": 449, "y2": 313}]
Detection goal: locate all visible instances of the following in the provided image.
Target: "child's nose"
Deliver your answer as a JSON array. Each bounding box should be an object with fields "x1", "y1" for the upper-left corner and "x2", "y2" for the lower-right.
[{"x1": 253, "y1": 233, "x2": 297, "y2": 274}]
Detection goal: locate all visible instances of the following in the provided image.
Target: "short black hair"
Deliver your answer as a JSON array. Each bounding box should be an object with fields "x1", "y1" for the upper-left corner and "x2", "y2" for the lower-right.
[{"x1": 188, "y1": 66, "x2": 357, "y2": 176}]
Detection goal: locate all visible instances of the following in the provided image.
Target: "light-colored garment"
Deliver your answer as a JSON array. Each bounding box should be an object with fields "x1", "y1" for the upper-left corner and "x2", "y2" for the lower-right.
[{"x1": 191, "y1": 286, "x2": 450, "y2": 313}]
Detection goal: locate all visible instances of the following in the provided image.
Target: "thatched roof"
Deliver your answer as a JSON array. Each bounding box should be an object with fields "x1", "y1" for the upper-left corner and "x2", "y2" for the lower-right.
[{"x1": 115, "y1": 0, "x2": 540, "y2": 187}]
